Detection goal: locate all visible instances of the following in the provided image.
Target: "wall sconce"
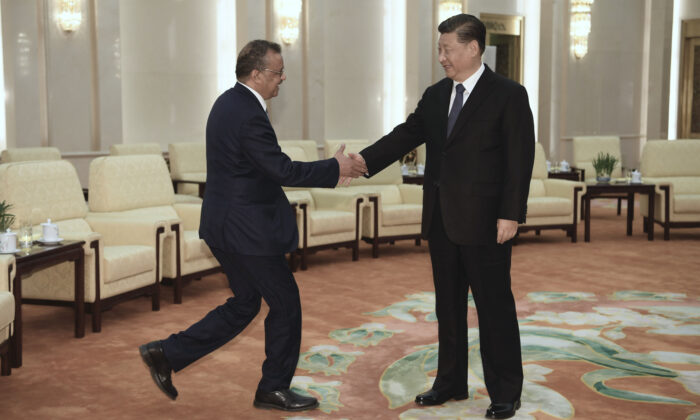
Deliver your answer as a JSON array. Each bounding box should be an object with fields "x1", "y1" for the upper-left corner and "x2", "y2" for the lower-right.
[
  {"x1": 276, "y1": 0, "x2": 301, "y2": 45},
  {"x1": 438, "y1": 0, "x2": 462, "y2": 24},
  {"x1": 570, "y1": 0, "x2": 593, "y2": 59},
  {"x1": 57, "y1": 0, "x2": 82, "y2": 33}
]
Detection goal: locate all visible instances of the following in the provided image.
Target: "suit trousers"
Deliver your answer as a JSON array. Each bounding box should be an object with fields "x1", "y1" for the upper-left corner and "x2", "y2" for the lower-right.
[
  {"x1": 160, "y1": 248, "x2": 302, "y2": 392},
  {"x1": 428, "y1": 196, "x2": 523, "y2": 403}
]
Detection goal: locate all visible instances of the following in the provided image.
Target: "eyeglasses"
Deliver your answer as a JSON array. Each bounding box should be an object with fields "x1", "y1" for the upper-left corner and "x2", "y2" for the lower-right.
[{"x1": 263, "y1": 68, "x2": 285, "y2": 76}]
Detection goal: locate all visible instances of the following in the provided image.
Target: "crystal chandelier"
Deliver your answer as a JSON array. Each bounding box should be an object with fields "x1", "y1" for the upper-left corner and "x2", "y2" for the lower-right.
[
  {"x1": 438, "y1": 0, "x2": 462, "y2": 25},
  {"x1": 570, "y1": 0, "x2": 594, "y2": 59},
  {"x1": 277, "y1": 0, "x2": 301, "y2": 45},
  {"x1": 57, "y1": 0, "x2": 81, "y2": 33}
]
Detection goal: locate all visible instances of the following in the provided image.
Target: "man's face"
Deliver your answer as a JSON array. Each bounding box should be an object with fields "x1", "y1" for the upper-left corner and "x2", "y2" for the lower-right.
[
  {"x1": 257, "y1": 51, "x2": 286, "y2": 100},
  {"x1": 438, "y1": 32, "x2": 481, "y2": 82}
]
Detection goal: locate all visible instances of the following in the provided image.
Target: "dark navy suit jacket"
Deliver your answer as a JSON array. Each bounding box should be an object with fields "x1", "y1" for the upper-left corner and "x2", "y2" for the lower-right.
[{"x1": 199, "y1": 83, "x2": 339, "y2": 256}]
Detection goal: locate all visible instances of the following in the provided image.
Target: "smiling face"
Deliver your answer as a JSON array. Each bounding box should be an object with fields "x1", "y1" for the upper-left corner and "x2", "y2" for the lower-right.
[
  {"x1": 438, "y1": 31, "x2": 482, "y2": 82},
  {"x1": 248, "y1": 50, "x2": 286, "y2": 100}
]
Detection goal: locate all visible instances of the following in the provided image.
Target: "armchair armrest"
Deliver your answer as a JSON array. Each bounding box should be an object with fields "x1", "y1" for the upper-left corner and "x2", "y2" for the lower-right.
[
  {"x1": 173, "y1": 203, "x2": 202, "y2": 231},
  {"x1": 0, "y1": 255, "x2": 14, "y2": 293},
  {"x1": 397, "y1": 184, "x2": 423, "y2": 204},
  {"x1": 309, "y1": 189, "x2": 366, "y2": 211},
  {"x1": 60, "y1": 231, "x2": 103, "y2": 256},
  {"x1": 285, "y1": 190, "x2": 312, "y2": 207},
  {"x1": 543, "y1": 179, "x2": 586, "y2": 199},
  {"x1": 85, "y1": 215, "x2": 169, "y2": 247}
]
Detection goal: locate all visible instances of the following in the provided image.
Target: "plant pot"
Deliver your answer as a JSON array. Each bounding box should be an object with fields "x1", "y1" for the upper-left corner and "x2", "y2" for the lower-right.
[{"x1": 596, "y1": 175, "x2": 611, "y2": 183}]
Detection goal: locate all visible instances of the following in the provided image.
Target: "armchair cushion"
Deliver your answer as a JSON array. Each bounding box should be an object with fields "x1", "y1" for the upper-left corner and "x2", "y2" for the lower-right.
[
  {"x1": 526, "y1": 197, "x2": 573, "y2": 217},
  {"x1": 110, "y1": 143, "x2": 162, "y2": 156},
  {"x1": 183, "y1": 230, "x2": 213, "y2": 261},
  {"x1": 279, "y1": 140, "x2": 320, "y2": 160},
  {"x1": 0, "y1": 292, "x2": 14, "y2": 331},
  {"x1": 382, "y1": 204, "x2": 422, "y2": 227},
  {"x1": 310, "y1": 210, "x2": 356, "y2": 236},
  {"x1": 89, "y1": 155, "x2": 175, "y2": 212},
  {"x1": 675, "y1": 195, "x2": 700, "y2": 214},
  {"x1": 0, "y1": 147, "x2": 61, "y2": 162},
  {"x1": 168, "y1": 142, "x2": 206, "y2": 179},
  {"x1": 572, "y1": 136, "x2": 623, "y2": 180},
  {"x1": 103, "y1": 246, "x2": 156, "y2": 284}
]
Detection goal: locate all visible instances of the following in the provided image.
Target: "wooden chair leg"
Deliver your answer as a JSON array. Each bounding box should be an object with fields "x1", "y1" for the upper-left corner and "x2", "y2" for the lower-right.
[
  {"x1": 415, "y1": 238, "x2": 421, "y2": 246},
  {"x1": 1, "y1": 352, "x2": 10, "y2": 376},
  {"x1": 152, "y1": 282, "x2": 160, "y2": 311},
  {"x1": 352, "y1": 242, "x2": 359, "y2": 261},
  {"x1": 92, "y1": 300, "x2": 102, "y2": 333},
  {"x1": 372, "y1": 238, "x2": 379, "y2": 258},
  {"x1": 174, "y1": 277, "x2": 183, "y2": 304},
  {"x1": 617, "y1": 198, "x2": 622, "y2": 215},
  {"x1": 536, "y1": 229, "x2": 541, "y2": 236}
]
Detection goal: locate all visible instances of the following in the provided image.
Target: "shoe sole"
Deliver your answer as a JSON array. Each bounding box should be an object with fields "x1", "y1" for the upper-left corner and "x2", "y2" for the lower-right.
[
  {"x1": 139, "y1": 344, "x2": 177, "y2": 401},
  {"x1": 253, "y1": 399, "x2": 320, "y2": 412}
]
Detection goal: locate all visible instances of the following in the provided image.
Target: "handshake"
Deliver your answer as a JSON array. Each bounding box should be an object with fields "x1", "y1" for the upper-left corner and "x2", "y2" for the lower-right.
[{"x1": 333, "y1": 144, "x2": 368, "y2": 186}]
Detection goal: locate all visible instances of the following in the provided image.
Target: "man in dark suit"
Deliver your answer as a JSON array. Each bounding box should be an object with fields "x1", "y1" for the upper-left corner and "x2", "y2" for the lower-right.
[
  {"x1": 352, "y1": 14, "x2": 534, "y2": 419},
  {"x1": 139, "y1": 40, "x2": 367, "y2": 412}
]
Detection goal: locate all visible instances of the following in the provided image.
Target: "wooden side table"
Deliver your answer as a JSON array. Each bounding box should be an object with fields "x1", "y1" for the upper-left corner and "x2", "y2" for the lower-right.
[
  {"x1": 11, "y1": 240, "x2": 85, "y2": 368},
  {"x1": 402, "y1": 174, "x2": 424, "y2": 185},
  {"x1": 582, "y1": 182, "x2": 655, "y2": 242}
]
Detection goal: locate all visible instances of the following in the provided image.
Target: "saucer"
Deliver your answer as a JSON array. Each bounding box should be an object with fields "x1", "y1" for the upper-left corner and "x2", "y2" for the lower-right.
[
  {"x1": 37, "y1": 237, "x2": 64, "y2": 245},
  {"x1": 0, "y1": 248, "x2": 19, "y2": 254}
]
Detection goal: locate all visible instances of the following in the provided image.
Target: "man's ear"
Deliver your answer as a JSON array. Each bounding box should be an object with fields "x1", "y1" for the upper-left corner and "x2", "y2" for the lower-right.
[{"x1": 469, "y1": 40, "x2": 480, "y2": 57}]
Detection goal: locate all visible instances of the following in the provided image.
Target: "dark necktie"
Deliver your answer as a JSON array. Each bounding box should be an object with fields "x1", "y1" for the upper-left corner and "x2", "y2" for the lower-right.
[{"x1": 446, "y1": 84, "x2": 466, "y2": 138}]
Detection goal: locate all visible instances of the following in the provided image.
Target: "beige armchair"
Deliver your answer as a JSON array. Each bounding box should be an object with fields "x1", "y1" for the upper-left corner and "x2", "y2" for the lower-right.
[
  {"x1": 109, "y1": 143, "x2": 162, "y2": 156},
  {"x1": 0, "y1": 255, "x2": 15, "y2": 376},
  {"x1": 519, "y1": 143, "x2": 585, "y2": 242},
  {"x1": 108, "y1": 142, "x2": 201, "y2": 204},
  {"x1": 639, "y1": 140, "x2": 700, "y2": 240},
  {"x1": 88, "y1": 155, "x2": 220, "y2": 303},
  {"x1": 169, "y1": 142, "x2": 206, "y2": 198},
  {"x1": 324, "y1": 139, "x2": 369, "y2": 157},
  {"x1": 343, "y1": 160, "x2": 423, "y2": 258},
  {"x1": 280, "y1": 141, "x2": 365, "y2": 270},
  {"x1": 572, "y1": 135, "x2": 624, "y2": 214},
  {"x1": 0, "y1": 147, "x2": 61, "y2": 163},
  {"x1": 0, "y1": 160, "x2": 165, "y2": 333}
]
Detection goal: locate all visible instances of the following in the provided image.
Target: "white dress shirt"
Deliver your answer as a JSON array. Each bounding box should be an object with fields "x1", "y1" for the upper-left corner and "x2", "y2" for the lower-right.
[
  {"x1": 238, "y1": 81, "x2": 267, "y2": 112},
  {"x1": 447, "y1": 62, "x2": 486, "y2": 115}
]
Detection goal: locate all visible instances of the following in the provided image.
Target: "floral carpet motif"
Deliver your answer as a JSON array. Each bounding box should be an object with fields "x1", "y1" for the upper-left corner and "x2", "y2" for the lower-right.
[{"x1": 289, "y1": 290, "x2": 700, "y2": 419}]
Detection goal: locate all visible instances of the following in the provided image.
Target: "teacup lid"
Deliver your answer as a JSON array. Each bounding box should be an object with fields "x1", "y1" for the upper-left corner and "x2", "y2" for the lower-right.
[{"x1": 41, "y1": 218, "x2": 54, "y2": 226}]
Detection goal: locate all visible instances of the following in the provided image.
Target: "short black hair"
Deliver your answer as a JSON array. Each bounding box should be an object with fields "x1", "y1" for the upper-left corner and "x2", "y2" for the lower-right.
[
  {"x1": 438, "y1": 14, "x2": 486, "y2": 54},
  {"x1": 235, "y1": 40, "x2": 282, "y2": 80}
]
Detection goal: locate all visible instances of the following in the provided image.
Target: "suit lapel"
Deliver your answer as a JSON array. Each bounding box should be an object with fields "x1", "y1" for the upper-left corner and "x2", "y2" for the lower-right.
[
  {"x1": 435, "y1": 78, "x2": 452, "y2": 148},
  {"x1": 444, "y1": 65, "x2": 497, "y2": 149}
]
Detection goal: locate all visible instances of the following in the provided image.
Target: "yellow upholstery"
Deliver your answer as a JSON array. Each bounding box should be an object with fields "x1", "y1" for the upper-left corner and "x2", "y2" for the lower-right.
[
  {"x1": 324, "y1": 139, "x2": 370, "y2": 158},
  {"x1": 0, "y1": 255, "x2": 15, "y2": 348},
  {"x1": 109, "y1": 143, "x2": 162, "y2": 156},
  {"x1": 520, "y1": 143, "x2": 585, "y2": 239},
  {"x1": 0, "y1": 160, "x2": 162, "y2": 332},
  {"x1": 0, "y1": 147, "x2": 61, "y2": 162},
  {"x1": 572, "y1": 136, "x2": 623, "y2": 180},
  {"x1": 88, "y1": 155, "x2": 219, "y2": 302},
  {"x1": 279, "y1": 140, "x2": 320, "y2": 160},
  {"x1": 168, "y1": 142, "x2": 206, "y2": 196},
  {"x1": 639, "y1": 140, "x2": 700, "y2": 227}
]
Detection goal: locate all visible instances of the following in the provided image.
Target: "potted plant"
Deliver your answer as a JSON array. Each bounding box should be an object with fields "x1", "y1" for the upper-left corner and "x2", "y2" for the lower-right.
[
  {"x1": 591, "y1": 152, "x2": 619, "y2": 183},
  {"x1": 0, "y1": 200, "x2": 15, "y2": 231}
]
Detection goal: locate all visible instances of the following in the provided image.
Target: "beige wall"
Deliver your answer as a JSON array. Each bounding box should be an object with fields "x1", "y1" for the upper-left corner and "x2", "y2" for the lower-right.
[{"x1": 1, "y1": 0, "x2": 692, "y2": 183}]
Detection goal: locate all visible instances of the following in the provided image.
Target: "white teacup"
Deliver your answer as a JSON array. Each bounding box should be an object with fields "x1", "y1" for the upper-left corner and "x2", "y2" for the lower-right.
[
  {"x1": 41, "y1": 219, "x2": 59, "y2": 242},
  {"x1": 631, "y1": 170, "x2": 642, "y2": 183},
  {"x1": 0, "y1": 229, "x2": 17, "y2": 253}
]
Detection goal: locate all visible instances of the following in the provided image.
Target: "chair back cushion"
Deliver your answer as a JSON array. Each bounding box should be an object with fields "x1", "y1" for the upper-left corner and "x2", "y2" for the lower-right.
[
  {"x1": 349, "y1": 161, "x2": 403, "y2": 187},
  {"x1": 279, "y1": 140, "x2": 320, "y2": 161},
  {"x1": 168, "y1": 142, "x2": 206, "y2": 179},
  {"x1": 641, "y1": 140, "x2": 700, "y2": 178},
  {"x1": 324, "y1": 139, "x2": 369, "y2": 158},
  {"x1": 109, "y1": 143, "x2": 162, "y2": 156},
  {"x1": 0, "y1": 147, "x2": 61, "y2": 162},
  {"x1": 572, "y1": 136, "x2": 622, "y2": 179},
  {"x1": 532, "y1": 142, "x2": 548, "y2": 180},
  {"x1": 0, "y1": 160, "x2": 87, "y2": 225},
  {"x1": 89, "y1": 155, "x2": 174, "y2": 212},
  {"x1": 280, "y1": 146, "x2": 307, "y2": 162}
]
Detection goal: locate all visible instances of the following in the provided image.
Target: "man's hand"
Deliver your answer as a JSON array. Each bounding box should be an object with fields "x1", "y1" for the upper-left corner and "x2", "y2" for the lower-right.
[
  {"x1": 497, "y1": 219, "x2": 518, "y2": 244},
  {"x1": 334, "y1": 144, "x2": 368, "y2": 185}
]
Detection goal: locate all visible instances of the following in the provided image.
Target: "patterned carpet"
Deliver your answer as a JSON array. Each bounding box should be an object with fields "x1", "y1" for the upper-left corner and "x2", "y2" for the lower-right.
[{"x1": 1, "y1": 199, "x2": 698, "y2": 419}]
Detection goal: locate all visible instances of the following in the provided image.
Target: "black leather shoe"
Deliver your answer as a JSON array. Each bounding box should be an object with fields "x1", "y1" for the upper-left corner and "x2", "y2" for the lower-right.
[
  {"x1": 139, "y1": 341, "x2": 178, "y2": 400},
  {"x1": 485, "y1": 399, "x2": 521, "y2": 419},
  {"x1": 253, "y1": 389, "x2": 319, "y2": 412},
  {"x1": 415, "y1": 389, "x2": 469, "y2": 406}
]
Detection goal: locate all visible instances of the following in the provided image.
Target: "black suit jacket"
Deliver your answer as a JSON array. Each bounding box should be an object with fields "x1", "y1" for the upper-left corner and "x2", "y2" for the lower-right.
[
  {"x1": 199, "y1": 83, "x2": 339, "y2": 256},
  {"x1": 360, "y1": 66, "x2": 535, "y2": 245}
]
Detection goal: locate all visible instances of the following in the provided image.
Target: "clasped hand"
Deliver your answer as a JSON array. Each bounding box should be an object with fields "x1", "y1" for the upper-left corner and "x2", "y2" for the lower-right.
[{"x1": 334, "y1": 144, "x2": 368, "y2": 186}]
